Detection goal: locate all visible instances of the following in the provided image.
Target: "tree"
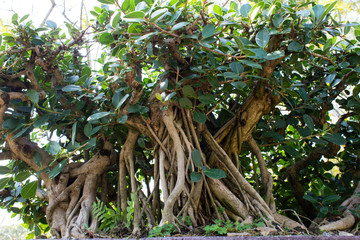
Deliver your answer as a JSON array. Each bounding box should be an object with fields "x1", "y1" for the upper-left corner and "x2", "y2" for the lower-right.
[{"x1": 0, "y1": 0, "x2": 360, "y2": 238}]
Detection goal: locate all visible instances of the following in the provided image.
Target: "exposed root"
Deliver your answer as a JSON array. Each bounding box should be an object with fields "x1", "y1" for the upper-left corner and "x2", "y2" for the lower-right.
[{"x1": 318, "y1": 182, "x2": 360, "y2": 231}]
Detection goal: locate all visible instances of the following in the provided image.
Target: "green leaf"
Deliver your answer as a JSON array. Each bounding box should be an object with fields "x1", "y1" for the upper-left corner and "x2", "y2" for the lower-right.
[
  {"x1": 49, "y1": 160, "x2": 67, "y2": 179},
  {"x1": 322, "y1": 1, "x2": 337, "y2": 19},
  {"x1": 84, "y1": 123, "x2": 92, "y2": 137},
  {"x1": 199, "y1": 94, "x2": 215, "y2": 104},
  {"x1": 26, "y1": 89, "x2": 39, "y2": 104},
  {"x1": 62, "y1": 85, "x2": 82, "y2": 92},
  {"x1": 325, "y1": 74, "x2": 336, "y2": 86},
  {"x1": 34, "y1": 115, "x2": 50, "y2": 128},
  {"x1": 99, "y1": 32, "x2": 114, "y2": 45},
  {"x1": 72, "y1": 122, "x2": 77, "y2": 146},
  {"x1": 183, "y1": 85, "x2": 196, "y2": 98},
  {"x1": 323, "y1": 133, "x2": 346, "y2": 145},
  {"x1": 112, "y1": 12, "x2": 121, "y2": 28},
  {"x1": 2, "y1": 118, "x2": 20, "y2": 130},
  {"x1": 117, "y1": 115, "x2": 128, "y2": 124},
  {"x1": 34, "y1": 225, "x2": 41, "y2": 237},
  {"x1": 229, "y1": 62, "x2": 244, "y2": 74},
  {"x1": 98, "y1": 0, "x2": 115, "y2": 4},
  {"x1": 33, "y1": 152, "x2": 42, "y2": 167},
  {"x1": 322, "y1": 195, "x2": 341, "y2": 205},
  {"x1": 0, "y1": 166, "x2": 11, "y2": 174},
  {"x1": 21, "y1": 181, "x2": 38, "y2": 199},
  {"x1": 46, "y1": 20, "x2": 57, "y2": 29},
  {"x1": 354, "y1": 85, "x2": 360, "y2": 102},
  {"x1": 0, "y1": 177, "x2": 10, "y2": 189},
  {"x1": 255, "y1": 29, "x2": 269, "y2": 48},
  {"x1": 312, "y1": 5, "x2": 325, "y2": 20},
  {"x1": 240, "y1": 3, "x2": 252, "y2": 17},
  {"x1": 213, "y1": 5, "x2": 223, "y2": 15},
  {"x1": 288, "y1": 41, "x2": 303, "y2": 52},
  {"x1": 179, "y1": 98, "x2": 193, "y2": 109},
  {"x1": 231, "y1": 81, "x2": 247, "y2": 90},
  {"x1": 193, "y1": 111, "x2": 207, "y2": 124},
  {"x1": 87, "y1": 112, "x2": 111, "y2": 121},
  {"x1": 192, "y1": 148, "x2": 202, "y2": 168},
  {"x1": 12, "y1": 127, "x2": 30, "y2": 140},
  {"x1": 303, "y1": 194, "x2": 318, "y2": 203},
  {"x1": 15, "y1": 172, "x2": 31, "y2": 182},
  {"x1": 202, "y1": 24, "x2": 216, "y2": 39},
  {"x1": 46, "y1": 141, "x2": 61, "y2": 155},
  {"x1": 150, "y1": 9, "x2": 168, "y2": 22},
  {"x1": 116, "y1": 94, "x2": 130, "y2": 109},
  {"x1": 239, "y1": 60, "x2": 262, "y2": 69},
  {"x1": 124, "y1": 11, "x2": 145, "y2": 19},
  {"x1": 303, "y1": 114, "x2": 314, "y2": 133},
  {"x1": 208, "y1": 75, "x2": 220, "y2": 88},
  {"x1": 272, "y1": 14, "x2": 283, "y2": 28},
  {"x1": 190, "y1": 172, "x2": 202, "y2": 182},
  {"x1": 138, "y1": 138, "x2": 145, "y2": 148},
  {"x1": 204, "y1": 168, "x2": 226, "y2": 179},
  {"x1": 12, "y1": 13, "x2": 18, "y2": 25},
  {"x1": 171, "y1": 22, "x2": 190, "y2": 31},
  {"x1": 90, "y1": 126, "x2": 102, "y2": 136},
  {"x1": 283, "y1": 145, "x2": 299, "y2": 157},
  {"x1": 265, "y1": 50, "x2": 284, "y2": 60},
  {"x1": 31, "y1": 36, "x2": 44, "y2": 45}
]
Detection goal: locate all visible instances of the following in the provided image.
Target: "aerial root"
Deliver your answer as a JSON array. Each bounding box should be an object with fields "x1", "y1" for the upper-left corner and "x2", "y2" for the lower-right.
[{"x1": 319, "y1": 210, "x2": 355, "y2": 231}]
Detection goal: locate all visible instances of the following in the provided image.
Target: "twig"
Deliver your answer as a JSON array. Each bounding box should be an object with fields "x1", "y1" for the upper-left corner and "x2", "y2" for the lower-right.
[
  {"x1": 310, "y1": 52, "x2": 336, "y2": 66},
  {"x1": 40, "y1": 0, "x2": 56, "y2": 27}
]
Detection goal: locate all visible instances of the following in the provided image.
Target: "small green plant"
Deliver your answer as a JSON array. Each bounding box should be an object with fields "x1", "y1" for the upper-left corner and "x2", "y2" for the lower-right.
[
  {"x1": 203, "y1": 218, "x2": 265, "y2": 236},
  {"x1": 92, "y1": 200, "x2": 122, "y2": 232},
  {"x1": 148, "y1": 223, "x2": 176, "y2": 237},
  {"x1": 203, "y1": 219, "x2": 233, "y2": 235}
]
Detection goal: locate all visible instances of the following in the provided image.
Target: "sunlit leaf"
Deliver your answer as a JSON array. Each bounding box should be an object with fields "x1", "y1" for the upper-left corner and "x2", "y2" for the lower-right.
[{"x1": 21, "y1": 181, "x2": 38, "y2": 199}]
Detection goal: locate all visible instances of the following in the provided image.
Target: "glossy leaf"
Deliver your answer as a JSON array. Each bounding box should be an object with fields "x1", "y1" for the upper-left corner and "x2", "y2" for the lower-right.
[
  {"x1": 288, "y1": 41, "x2": 303, "y2": 52},
  {"x1": 240, "y1": 3, "x2": 251, "y2": 17},
  {"x1": 229, "y1": 62, "x2": 244, "y2": 74},
  {"x1": 21, "y1": 181, "x2": 38, "y2": 199},
  {"x1": 15, "y1": 172, "x2": 31, "y2": 182},
  {"x1": 323, "y1": 133, "x2": 346, "y2": 145},
  {"x1": 202, "y1": 24, "x2": 215, "y2": 39},
  {"x1": 46, "y1": 20, "x2": 57, "y2": 29},
  {"x1": 98, "y1": 0, "x2": 115, "y2": 3},
  {"x1": 171, "y1": 22, "x2": 190, "y2": 31},
  {"x1": 62, "y1": 85, "x2": 82, "y2": 92},
  {"x1": 190, "y1": 172, "x2": 202, "y2": 182},
  {"x1": 99, "y1": 32, "x2": 114, "y2": 44},
  {"x1": 193, "y1": 111, "x2": 207, "y2": 124},
  {"x1": 33, "y1": 152, "x2": 42, "y2": 167},
  {"x1": 71, "y1": 122, "x2": 77, "y2": 146},
  {"x1": 303, "y1": 114, "x2": 314, "y2": 132},
  {"x1": 203, "y1": 168, "x2": 226, "y2": 179},
  {"x1": 87, "y1": 112, "x2": 111, "y2": 121},
  {"x1": 183, "y1": 85, "x2": 196, "y2": 98},
  {"x1": 255, "y1": 29, "x2": 269, "y2": 48},
  {"x1": 49, "y1": 160, "x2": 67, "y2": 179},
  {"x1": 0, "y1": 166, "x2": 11, "y2": 174},
  {"x1": 179, "y1": 98, "x2": 193, "y2": 109},
  {"x1": 124, "y1": 11, "x2": 145, "y2": 19},
  {"x1": 26, "y1": 89, "x2": 39, "y2": 104},
  {"x1": 0, "y1": 177, "x2": 10, "y2": 189},
  {"x1": 272, "y1": 14, "x2": 283, "y2": 28},
  {"x1": 192, "y1": 148, "x2": 202, "y2": 168}
]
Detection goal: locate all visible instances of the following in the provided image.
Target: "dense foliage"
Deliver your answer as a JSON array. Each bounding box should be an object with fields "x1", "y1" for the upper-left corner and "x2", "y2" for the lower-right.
[{"x1": 0, "y1": 0, "x2": 359, "y2": 238}]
